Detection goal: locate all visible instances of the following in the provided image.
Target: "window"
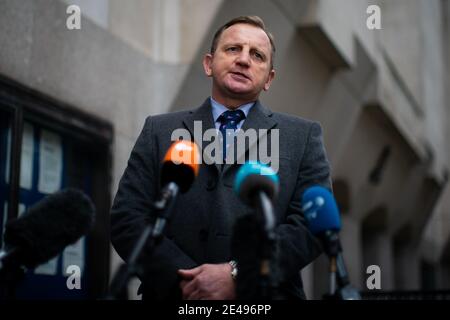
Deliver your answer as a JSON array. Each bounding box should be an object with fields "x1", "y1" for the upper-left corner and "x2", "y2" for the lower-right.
[{"x1": 0, "y1": 75, "x2": 112, "y2": 299}]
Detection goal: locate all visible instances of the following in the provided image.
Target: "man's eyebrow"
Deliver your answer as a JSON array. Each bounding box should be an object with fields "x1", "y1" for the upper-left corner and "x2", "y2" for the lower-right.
[
  {"x1": 221, "y1": 41, "x2": 244, "y2": 47},
  {"x1": 222, "y1": 41, "x2": 269, "y2": 53},
  {"x1": 251, "y1": 47, "x2": 266, "y2": 55}
]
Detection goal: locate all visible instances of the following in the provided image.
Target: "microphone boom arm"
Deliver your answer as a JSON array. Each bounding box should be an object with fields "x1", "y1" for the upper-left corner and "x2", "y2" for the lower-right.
[{"x1": 107, "y1": 182, "x2": 180, "y2": 300}]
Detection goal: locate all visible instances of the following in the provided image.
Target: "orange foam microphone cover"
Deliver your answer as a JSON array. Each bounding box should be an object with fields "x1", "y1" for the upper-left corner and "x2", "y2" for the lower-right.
[{"x1": 161, "y1": 141, "x2": 201, "y2": 193}]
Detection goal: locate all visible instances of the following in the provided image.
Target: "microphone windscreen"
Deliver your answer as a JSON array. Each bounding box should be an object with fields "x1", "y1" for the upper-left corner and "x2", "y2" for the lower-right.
[
  {"x1": 234, "y1": 161, "x2": 279, "y2": 205},
  {"x1": 301, "y1": 186, "x2": 341, "y2": 235},
  {"x1": 161, "y1": 140, "x2": 200, "y2": 193},
  {"x1": 3, "y1": 188, "x2": 95, "y2": 269}
]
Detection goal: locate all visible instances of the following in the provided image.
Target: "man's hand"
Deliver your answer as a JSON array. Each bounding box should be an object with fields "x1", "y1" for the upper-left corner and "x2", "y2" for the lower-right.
[{"x1": 178, "y1": 263, "x2": 236, "y2": 300}]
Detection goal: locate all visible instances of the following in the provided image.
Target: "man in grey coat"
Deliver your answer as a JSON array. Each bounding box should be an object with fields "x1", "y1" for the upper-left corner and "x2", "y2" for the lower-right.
[{"x1": 111, "y1": 16, "x2": 331, "y2": 300}]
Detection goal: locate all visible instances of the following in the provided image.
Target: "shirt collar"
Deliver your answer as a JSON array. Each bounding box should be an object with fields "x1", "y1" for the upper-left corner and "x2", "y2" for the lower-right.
[{"x1": 210, "y1": 97, "x2": 255, "y2": 123}]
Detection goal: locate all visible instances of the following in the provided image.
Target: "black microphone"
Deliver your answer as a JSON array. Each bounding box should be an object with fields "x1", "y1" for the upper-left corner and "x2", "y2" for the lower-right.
[
  {"x1": 152, "y1": 140, "x2": 200, "y2": 237},
  {"x1": 0, "y1": 188, "x2": 95, "y2": 270}
]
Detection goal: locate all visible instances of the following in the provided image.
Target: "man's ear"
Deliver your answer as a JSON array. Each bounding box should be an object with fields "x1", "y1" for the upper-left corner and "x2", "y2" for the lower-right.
[
  {"x1": 203, "y1": 54, "x2": 213, "y2": 77},
  {"x1": 263, "y1": 69, "x2": 275, "y2": 91}
]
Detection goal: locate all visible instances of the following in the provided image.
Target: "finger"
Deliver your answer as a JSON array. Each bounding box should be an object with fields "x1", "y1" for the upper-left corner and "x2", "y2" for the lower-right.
[
  {"x1": 187, "y1": 289, "x2": 202, "y2": 300},
  {"x1": 178, "y1": 266, "x2": 202, "y2": 279},
  {"x1": 179, "y1": 280, "x2": 189, "y2": 290},
  {"x1": 181, "y1": 279, "x2": 198, "y2": 299}
]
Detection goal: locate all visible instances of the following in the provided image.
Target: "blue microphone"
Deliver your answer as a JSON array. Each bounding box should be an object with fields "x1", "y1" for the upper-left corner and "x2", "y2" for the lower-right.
[
  {"x1": 301, "y1": 186, "x2": 361, "y2": 300},
  {"x1": 301, "y1": 186, "x2": 341, "y2": 236},
  {"x1": 234, "y1": 161, "x2": 279, "y2": 203},
  {"x1": 233, "y1": 161, "x2": 281, "y2": 299},
  {"x1": 234, "y1": 161, "x2": 279, "y2": 233}
]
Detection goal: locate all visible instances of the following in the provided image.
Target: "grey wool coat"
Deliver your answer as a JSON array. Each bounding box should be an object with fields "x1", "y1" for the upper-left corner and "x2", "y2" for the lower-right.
[{"x1": 111, "y1": 98, "x2": 331, "y2": 300}]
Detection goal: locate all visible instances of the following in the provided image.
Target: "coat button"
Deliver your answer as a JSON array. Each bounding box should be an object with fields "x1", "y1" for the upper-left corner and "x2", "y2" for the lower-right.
[
  {"x1": 206, "y1": 178, "x2": 217, "y2": 191},
  {"x1": 199, "y1": 229, "x2": 209, "y2": 242}
]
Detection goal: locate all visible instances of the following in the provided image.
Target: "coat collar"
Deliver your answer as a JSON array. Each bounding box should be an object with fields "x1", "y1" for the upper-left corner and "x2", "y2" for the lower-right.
[{"x1": 182, "y1": 98, "x2": 277, "y2": 173}]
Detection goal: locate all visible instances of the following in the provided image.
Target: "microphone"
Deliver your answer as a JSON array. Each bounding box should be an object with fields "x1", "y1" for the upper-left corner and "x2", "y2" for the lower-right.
[
  {"x1": 233, "y1": 161, "x2": 281, "y2": 299},
  {"x1": 153, "y1": 140, "x2": 200, "y2": 236},
  {"x1": 234, "y1": 161, "x2": 279, "y2": 233},
  {"x1": 0, "y1": 188, "x2": 95, "y2": 270},
  {"x1": 161, "y1": 140, "x2": 199, "y2": 193},
  {"x1": 107, "y1": 140, "x2": 200, "y2": 300},
  {"x1": 301, "y1": 186, "x2": 361, "y2": 300}
]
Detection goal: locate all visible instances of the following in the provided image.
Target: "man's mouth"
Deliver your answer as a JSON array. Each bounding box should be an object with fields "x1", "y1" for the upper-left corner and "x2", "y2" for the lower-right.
[{"x1": 230, "y1": 71, "x2": 251, "y2": 81}]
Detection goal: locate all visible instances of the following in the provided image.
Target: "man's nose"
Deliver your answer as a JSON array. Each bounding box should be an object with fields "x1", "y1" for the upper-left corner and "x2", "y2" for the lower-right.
[{"x1": 236, "y1": 50, "x2": 251, "y2": 67}]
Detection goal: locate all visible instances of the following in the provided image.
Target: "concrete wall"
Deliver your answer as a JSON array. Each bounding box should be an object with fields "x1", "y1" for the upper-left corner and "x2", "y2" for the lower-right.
[
  {"x1": 63, "y1": 0, "x2": 223, "y2": 64},
  {"x1": 418, "y1": 0, "x2": 450, "y2": 289}
]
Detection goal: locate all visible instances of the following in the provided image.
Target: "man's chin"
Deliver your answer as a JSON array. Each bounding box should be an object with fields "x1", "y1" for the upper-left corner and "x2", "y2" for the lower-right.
[{"x1": 225, "y1": 85, "x2": 255, "y2": 96}]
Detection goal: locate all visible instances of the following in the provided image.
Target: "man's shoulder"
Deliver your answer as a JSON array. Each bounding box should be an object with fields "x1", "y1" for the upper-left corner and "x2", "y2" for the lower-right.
[
  {"x1": 142, "y1": 106, "x2": 201, "y2": 130},
  {"x1": 270, "y1": 110, "x2": 319, "y2": 129},
  {"x1": 147, "y1": 108, "x2": 193, "y2": 122}
]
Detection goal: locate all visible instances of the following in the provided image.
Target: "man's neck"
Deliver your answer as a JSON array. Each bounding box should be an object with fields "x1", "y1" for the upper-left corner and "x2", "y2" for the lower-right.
[{"x1": 211, "y1": 94, "x2": 257, "y2": 110}]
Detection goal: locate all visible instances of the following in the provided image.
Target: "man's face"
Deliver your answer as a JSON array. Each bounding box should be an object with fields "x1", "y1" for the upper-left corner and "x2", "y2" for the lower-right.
[{"x1": 203, "y1": 23, "x2": 275, "y2": 105}]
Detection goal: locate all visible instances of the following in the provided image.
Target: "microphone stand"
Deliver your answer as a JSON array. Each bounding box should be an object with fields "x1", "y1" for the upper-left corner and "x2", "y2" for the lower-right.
[
  {"x1": 106, "y1": 182, "x2": 179, "y2": 300},
  {"x1": 321, "y1": 232, "x2": 361, "y2": 300},
  {"x1": 334, "y1": 253, "x2": 361, "y2": 300},
  {"x1": 255, "y1": 192, "x2": 282, "y2": 300},
  {"x1": 0, "y1": 262, "x2": 25, "y2": 300}
]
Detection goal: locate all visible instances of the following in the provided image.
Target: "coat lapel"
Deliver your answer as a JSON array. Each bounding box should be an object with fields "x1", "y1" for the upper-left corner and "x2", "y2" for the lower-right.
[
  {"x1": 182, "y1": 98, "x2": 220, "y2": 172},
  {"x1": 181, "y1": 99, "x2": 278, "y2": 175}
]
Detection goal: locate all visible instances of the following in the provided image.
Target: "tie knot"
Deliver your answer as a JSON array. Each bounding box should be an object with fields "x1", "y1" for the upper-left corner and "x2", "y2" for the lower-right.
[{"x1": 218, "y1": 109, "x2": 246, "y2": 125}]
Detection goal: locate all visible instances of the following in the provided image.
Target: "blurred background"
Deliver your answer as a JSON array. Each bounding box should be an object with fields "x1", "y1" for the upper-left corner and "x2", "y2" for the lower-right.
[{"x1": 0, "y1": 0, "x2": 449, "y2": 299}]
